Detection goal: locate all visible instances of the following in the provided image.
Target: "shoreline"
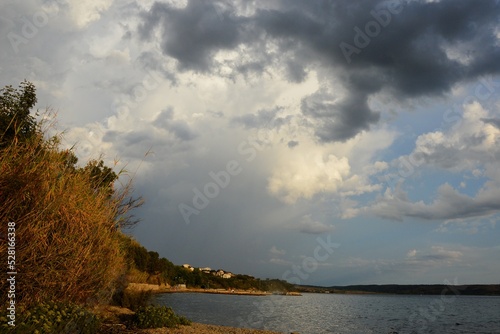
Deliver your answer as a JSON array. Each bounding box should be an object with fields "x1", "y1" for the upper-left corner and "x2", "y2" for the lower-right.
[
  {"x1": 97, "y1": 305, "x2": 284, "y2": 334},
  {"x1": 162, "y1": 288, "x2": 271, "y2": 296},
  {"x1": 136, "y1": 322, "x2": 282, "y2": 333},
  {"x1": 126, "y1": 283, "x2": 301, "y2": 296}
]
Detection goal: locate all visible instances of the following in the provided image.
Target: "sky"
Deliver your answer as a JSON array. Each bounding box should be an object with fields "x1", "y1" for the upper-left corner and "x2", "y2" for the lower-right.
[{"x1": 1, "y1": 0, "x2": 500, "y2": 286}]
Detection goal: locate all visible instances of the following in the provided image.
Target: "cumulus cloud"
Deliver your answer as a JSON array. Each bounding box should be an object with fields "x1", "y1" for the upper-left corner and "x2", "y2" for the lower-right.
[
  {"x1": 3, "y1": 0, "x2": 500, "y2": 285},
  {"x1": 266, "y1": 128, "x2": 393, "y2": 205},
  {"x1": 267, "y1": 153, "x2": 350, "y2": 204},
  {"x1": 366, "y1": 100, "x2": 500, "y2": 221},
  {"x1": 139, "y1": 0, "x2": 500, "y2": 142},
  {"x1": 68, "y1": 0, "x2": 114, "y2": 28},
  {"x1": 398, "y1": 102, "x2": 500, "y2": 172},
  {"x1": 300, "y1": 88, "x2": 380, "y2": 142},
  {"x1": 368, "y1": 182, "x2": 500, "y2": 221},
  {"x1": 138, "y1": 0, "x2": 244, "y2": 72}
]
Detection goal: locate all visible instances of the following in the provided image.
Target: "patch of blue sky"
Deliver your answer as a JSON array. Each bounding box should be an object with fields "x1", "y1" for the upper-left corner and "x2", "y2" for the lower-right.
[{"x1": 390, "y1": 168, "x2": 488, "y2": 203}]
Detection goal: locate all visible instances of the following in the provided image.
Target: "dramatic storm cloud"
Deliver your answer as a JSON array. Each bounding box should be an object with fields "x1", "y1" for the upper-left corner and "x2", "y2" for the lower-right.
[
  {"x1": 140, "y1": 0, "x2": 500, "y2": 141},
  {"x1": 1, "y1": 0, "x2": 499, "y2": 285}
]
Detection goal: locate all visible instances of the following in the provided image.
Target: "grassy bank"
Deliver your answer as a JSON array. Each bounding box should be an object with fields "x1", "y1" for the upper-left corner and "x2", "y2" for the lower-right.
[
  {"x1": 0, "y1": 82, "x2": 188, "y2": 333},
  {"x1": 0, "y1": 81, "x2": 294, "y2": 333}
]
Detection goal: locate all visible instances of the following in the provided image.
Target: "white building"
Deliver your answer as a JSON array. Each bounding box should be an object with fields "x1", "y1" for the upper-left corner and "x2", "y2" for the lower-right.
[{"x1": 182, "y1": 264, "x2": 194, "y2": 272}]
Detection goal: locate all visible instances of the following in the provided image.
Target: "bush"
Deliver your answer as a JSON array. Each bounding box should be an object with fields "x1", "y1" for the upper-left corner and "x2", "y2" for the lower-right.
[
  {"x1": 1, "y1": 301, "x2": 100, "y2": 334},
  {"x1": 133, "y1": 305, "x2": 191, "y2": 329},
  {"x1": 0, "y1": 82, "x2": 141, "y2": 309},
  {"x1": 0, "y1": 137, "x2": 127, "y2": 307},
  {"x1": 112, "y1": 289, "x2": 153, "y2": 311}
]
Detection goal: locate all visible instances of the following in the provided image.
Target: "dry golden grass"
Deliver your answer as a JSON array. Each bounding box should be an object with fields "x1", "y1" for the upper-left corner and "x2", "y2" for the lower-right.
[{"x1": 0, "y1": 130, "x2": 134, "y2": 309}]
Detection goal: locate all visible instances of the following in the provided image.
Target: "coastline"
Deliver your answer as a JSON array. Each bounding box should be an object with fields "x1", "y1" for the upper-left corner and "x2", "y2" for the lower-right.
[
  {"x1": 133, "y1": 323, "x2": 282, "y2": 333},
  {"x1": 97, "y1": 305, "x2": 283, "y2": 334},
  {"x1": 162, "y1": 288, "x2": 271, "y2": 296},
  {"x1": 104, "y1": 284, "x2": 300, "y2": 333},
  {"x1": 126, "y1": 283, "x2": 301, "y2": 296}
]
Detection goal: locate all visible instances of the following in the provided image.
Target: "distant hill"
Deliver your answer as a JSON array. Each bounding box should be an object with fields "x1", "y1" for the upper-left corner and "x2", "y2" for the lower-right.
[{"x1": 296, "y1": 284, "x2": 500, "y2": 296}]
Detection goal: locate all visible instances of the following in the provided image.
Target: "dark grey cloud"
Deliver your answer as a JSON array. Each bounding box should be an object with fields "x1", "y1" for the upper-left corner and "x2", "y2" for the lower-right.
[
  {"x1": 301, "y1": 89, "x2": 380, "y2": 142},
  {"x1": 139, "y1": 0, "x2": 244, "y2": 72},
  {"x1": 285, "y1": 58, "x2": 308, "y2": 83},
  {"x1": 139, "y1": 0, "x2": 500, "y2": 141}
]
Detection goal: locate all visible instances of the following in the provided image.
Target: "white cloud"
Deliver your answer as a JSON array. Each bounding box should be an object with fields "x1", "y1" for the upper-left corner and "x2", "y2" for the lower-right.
[
  {"x1": 3, "y1": 0, "x2": 500, "y2": 285},
  {"x1": 402, "y1": 101, "x2": 500, "y2": 173},
  {"x1": 296, "y1": 215, "x2": 334, "y2": 235},
  {"x1": 368, "y1": 181, "x2": 500, "y2": 221},
  {"x1": 68, "y1": 0, "x2": 114, "y2": 29},
  {"x1": 267, "y1": 152, "x2": 350, "y2": 204},
  {"x1": 367, "y1": 101, "x2": 500, "y2": 221},
  {"x1": 407, "y1": 249, "x2": 417, "y2": 258},
  {"x1": 266, "y1": 126, "x2": 395, "y2": 206}
]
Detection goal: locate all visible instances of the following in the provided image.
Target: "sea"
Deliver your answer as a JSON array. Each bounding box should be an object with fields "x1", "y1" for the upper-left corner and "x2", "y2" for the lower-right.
[{"x1": 154, "y1": 292, "x2": 500, "y2": 334}]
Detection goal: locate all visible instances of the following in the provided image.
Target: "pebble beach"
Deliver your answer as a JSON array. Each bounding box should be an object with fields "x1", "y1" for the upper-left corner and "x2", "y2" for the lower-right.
[
  {"x1": 97, "y1": 305, "x2": 285, "y2": 334},
  {"x1": 141, "y1": 323, "x2": 282, "y2": 334},
  {"x1": 101, "y1": 322, "x2": 283, "y2": 334}
]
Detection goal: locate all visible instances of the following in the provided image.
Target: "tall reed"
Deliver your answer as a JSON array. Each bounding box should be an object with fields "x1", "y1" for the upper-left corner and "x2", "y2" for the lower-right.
[{"x1": 0, "y1": 122, "x2": 136, "y2": 310}]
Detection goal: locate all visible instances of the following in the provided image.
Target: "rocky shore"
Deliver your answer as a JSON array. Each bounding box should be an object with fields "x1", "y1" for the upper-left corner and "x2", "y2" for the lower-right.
[
  {"x1": 137, "y1": 323, "x2": 282, "y2": 333},
  {"x1": 126, "y1": 283, "x2": 301, "y2": 296},
  {"x1": 97, "y1": 305, "x2": 285, "y2": 334},
  {"x1": 102, "y1": 322, "x2": 282, "y2": 334},
  {"x1": 125, "y1": 283, "x2": 273, "y2": 296}
]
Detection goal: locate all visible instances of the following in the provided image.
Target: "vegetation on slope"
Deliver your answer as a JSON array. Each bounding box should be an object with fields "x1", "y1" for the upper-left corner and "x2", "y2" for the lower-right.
[
  {"x1": 0, "y1": 81, "x2": 189, "y2": 332},
  {"x1": 122, "y1": 237, "x2": 296, "y2": 293},
  {"x1": 0, "y1": 81, "x2": 292, "y2": 333},
  {"x1": 0, "y1": 81, "x2": 138, "y2": 310}
]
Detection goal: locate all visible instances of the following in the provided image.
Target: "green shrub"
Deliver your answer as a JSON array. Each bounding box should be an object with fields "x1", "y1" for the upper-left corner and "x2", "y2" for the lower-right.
[
  {"x1": 112, "y1": 289, "x2": 153, "y2": 311},
  {"x1": 133, "y1": 305, "x2": 191, "y2": 329},
  {"x1": 1, "y1": 301, "x2": 101, "y2": 334}
]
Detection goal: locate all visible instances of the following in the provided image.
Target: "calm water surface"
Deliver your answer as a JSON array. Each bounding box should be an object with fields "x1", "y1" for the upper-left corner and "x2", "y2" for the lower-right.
[{"x1": 155, "y1": 292, "x2": 500, "y2": 334}]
